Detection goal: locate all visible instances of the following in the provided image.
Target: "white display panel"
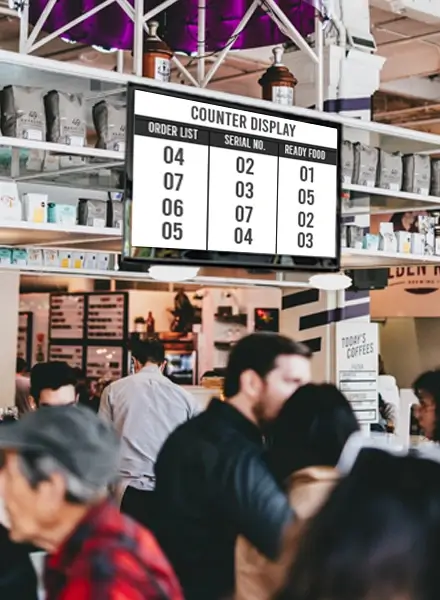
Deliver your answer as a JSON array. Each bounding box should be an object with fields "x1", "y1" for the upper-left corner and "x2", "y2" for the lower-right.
[{"x1": 129, "y1": 86, "x2": 340, "y2": 261}]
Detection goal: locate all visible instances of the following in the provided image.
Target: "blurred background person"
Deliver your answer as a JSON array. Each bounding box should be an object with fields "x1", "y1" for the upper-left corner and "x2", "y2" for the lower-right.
[
  {"x1": 153, "y1": 333, "x2": 312, "y2": 600},
  {"x1": 235, "y1": 384, "x2": 359, "y2": 600},
  {"x1": 0, "y1": 412, "x2": 38, "y2": 599},
  {"x1": 412, "y1": 369, "x2": 440, "y2": 441},
  {"x1": 99, "y1": 338, "x2": 199, "y2": 527},
  {"x1": 0, "y1": 405, "x2": 183, "y2": 600},
  {"x1": 30, "y1": 362, "x2": 78, "y2": 408},
  {"x1": 277, "y1": 447, "x2": 440, "y2": 600},
  {"x1": 15, "y1": 357, "x2": 33, "y2": 416}
]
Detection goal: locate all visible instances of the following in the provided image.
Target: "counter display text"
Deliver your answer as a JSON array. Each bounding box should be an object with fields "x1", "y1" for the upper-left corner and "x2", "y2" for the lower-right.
[{"x1": 126, "y1": 84, "x2": 340, "y2": 270}]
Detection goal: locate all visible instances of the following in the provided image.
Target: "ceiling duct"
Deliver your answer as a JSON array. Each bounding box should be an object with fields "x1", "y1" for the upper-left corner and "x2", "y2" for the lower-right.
[{"x1": 370, "y1": 0, "x2": 440, "y2": 23}]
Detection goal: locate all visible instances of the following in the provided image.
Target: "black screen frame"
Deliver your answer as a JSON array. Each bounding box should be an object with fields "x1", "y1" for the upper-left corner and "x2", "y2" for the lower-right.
[{"x1": 123, "y1": 81, "x2": 342, "y2": 273}]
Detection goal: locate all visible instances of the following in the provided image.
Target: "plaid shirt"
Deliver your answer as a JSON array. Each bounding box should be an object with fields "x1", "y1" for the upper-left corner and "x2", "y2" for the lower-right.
[{"x1": 45, "y1": 500, "x2": 183, "y2": 600}]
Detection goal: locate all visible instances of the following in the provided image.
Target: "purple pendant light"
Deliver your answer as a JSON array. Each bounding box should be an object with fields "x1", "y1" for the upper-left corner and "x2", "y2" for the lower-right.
[{"x1": 29, "y1": 0, "x2": 317, "y2": 53}]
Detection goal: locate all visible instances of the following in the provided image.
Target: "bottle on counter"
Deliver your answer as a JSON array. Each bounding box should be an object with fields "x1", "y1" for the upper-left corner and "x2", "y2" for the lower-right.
[{"x1": 146, "y1": 311, "x2": 155, "y2": 334}]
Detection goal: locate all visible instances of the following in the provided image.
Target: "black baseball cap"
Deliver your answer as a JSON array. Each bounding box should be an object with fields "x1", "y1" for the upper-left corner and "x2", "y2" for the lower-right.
[{"x1": 0, "y1": 405, "x2": 120, "y2": 491}]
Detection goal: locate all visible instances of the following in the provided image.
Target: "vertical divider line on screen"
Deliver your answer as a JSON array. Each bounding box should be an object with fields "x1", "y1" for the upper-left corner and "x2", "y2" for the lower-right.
[
  {"x1": 205, "y1": 132, "x2": 211, "y2": 251},
  {"x1": 274, "y1": 141, "x2": 280, "y2": 255}
]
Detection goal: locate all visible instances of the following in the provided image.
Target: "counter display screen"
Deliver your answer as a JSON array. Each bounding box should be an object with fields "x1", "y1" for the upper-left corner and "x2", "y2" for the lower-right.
[{"x1": 124, "y1": 83, "x2": 341, "y2": 271}]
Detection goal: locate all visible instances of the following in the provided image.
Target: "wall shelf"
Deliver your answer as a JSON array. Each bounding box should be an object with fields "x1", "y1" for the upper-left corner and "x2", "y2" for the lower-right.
[
  {"x1": 342, "y1": 248, "x2": 440, "y2": 268},
  {"x1": 0, "y1": 220, "x2": 122, "y2": 250}
]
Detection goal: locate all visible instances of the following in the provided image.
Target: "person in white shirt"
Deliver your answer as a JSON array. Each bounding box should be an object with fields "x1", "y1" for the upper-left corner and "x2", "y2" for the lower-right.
[
  {"x1": 15, "y1": 358, "x2": 32, "y2": 416},
  {"x1": 99, "y1": 338, "x2": 200, "y2": 528}
]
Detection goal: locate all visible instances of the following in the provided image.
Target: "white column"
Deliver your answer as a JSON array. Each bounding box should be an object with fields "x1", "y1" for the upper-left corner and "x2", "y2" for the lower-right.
[
  {"x1": 0, "y1": 272, "x2": 20, "y2": 408},
  {"x1": 280, "y1": 288, "x2": 338, "y2": 382},
  {"x1": 280, "y1": 0, "x2": 383, "y2": 380}
]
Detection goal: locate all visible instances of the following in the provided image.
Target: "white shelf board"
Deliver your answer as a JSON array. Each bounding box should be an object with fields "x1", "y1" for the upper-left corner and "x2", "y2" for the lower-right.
[
  {"x1": 0, "y1": 135, "x2": 123, "y2": 162},
  {"x1": 0, "y1": 263, "x2": 307, "y2": 289},
  {"x1": 342, "y1": 248, "x2": 440, "y2": 268},
  {"x1": 344, "y1": 183, "x2": 440, "y2": 206},
  {"x1": 0, "y1": 220, "x2": 122, "y2": 250}
]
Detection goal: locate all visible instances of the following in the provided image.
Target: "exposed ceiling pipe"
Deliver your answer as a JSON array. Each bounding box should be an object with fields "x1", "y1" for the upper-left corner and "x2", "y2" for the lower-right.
[
  {"x1": 374, "y1": 103, "x2": 440, "y2": 120},
  {"x1": 378, "y1": 29, "x2": 440, "y2": 48}
]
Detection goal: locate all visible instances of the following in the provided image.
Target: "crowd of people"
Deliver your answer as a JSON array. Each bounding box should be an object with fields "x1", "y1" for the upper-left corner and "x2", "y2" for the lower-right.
[{"x1": 2, "y1": 332, "x2": 440, "y2": 600}]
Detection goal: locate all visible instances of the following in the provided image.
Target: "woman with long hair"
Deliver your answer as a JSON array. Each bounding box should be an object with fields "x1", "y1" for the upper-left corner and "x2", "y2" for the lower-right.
[
  {"x1": 235, "y1": 384, "x2": 359, "y2": 600},
  {"x1": 278, "y1": 445, "x2": 440, "y2": 600}
]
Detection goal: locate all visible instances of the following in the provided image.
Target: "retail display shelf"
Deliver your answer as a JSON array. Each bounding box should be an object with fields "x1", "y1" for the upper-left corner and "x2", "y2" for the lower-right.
[
  {"x1": 0, "y1": 220, "x2": 122, "y2": 250},
  {"x1": 342, "y1": 248, "x2": 440, "y2": 268},
  {"x1": 344, "y1": 183, "x2": 440, "y2": 207},
  {"x1": 2, "y1": 49, "x2": 440, "y2": 152}
]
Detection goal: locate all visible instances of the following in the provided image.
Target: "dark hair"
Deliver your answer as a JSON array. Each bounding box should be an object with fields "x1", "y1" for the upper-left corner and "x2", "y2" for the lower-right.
[
  {"x1": 278, "y1": 449, "x2": 440, "y2": 600},
  {"x1": 30, "y1": 362, "x2": 77, "y2": 405},
  {"x1": 412, "y1": 369, "x2": 440, "y2": 441},
  {"x1": 131, "y1": 338, "x2": 165, "y2": 366},
  {"x1": 16, "y1": 357, "x2": 27, "y2": 374},
  {"x1": 223, "y1": 333, "x2": 311, "y2": 399},
  {"x1": 268, "y1": 384, "x2": 359, "y2": 483}
]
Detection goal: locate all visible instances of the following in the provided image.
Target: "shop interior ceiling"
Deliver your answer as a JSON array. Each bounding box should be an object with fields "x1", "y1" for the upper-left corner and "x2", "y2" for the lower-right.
[{"x1": 1, "y1": 3, "x2": 440, "y2": 114}]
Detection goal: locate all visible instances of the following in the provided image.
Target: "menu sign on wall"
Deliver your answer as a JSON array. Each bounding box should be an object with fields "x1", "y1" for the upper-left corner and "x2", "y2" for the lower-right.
[
  {"x1": 336, "y1": 321, "x2": 379, "y2": 424},
  {"x1": 86, "y1": 346, "x2": 123, "y2": 380},
  {"x1": 17, "y1": 312, "x2": 32, "y2": 364},
  {"x1": 49, "y1": 345, "x2": 83, "y2": 369},
  {"x1": 87, "y1": 294, "x2": 126, "y2": 340},
  {"x1": 50, "y1": 294, "x2": 84, "y2": 339}
]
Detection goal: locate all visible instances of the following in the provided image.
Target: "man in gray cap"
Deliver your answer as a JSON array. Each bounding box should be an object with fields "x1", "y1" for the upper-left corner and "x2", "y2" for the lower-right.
[{"x1": 0, "y1": 405, "x2": 183, "y2": 600}]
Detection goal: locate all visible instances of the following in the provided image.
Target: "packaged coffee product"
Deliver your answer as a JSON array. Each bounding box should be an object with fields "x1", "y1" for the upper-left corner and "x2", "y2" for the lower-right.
[
  {"x1": 403, "y1": 154, "x2": 431, "y2": 195},
  {"x1": 1, "y1": 86, "x2": 46, "y2": 140},
  {"x1": 431, "y1": 158, "x2": 440, "y2": 197},
  {"x1": 44, "y1": 90, "x2": 86, "y2": 146},
  {"x1": 411, "y1": 232, "x2": 425, "y2": 255},
  {"x1": 342, "y1": 141, "x2": 354, "y2": 185},
  {"x1": 346, "y1": 225, "x2": 363, "y2": 249},
  {"x1": 395, "y1": 231, "x2": 411, "y2": 253},
  {"x1": 379, "y1": 222, "x2": 397, "y2": 253},
  {"x1": 376, "y1": 150, "x2": 403, "y2": 191},
  {"x1": 353, "y1": 144, "x2": 378, "y2": 187},
  {"x1": 77, "y1": 198, "x2": 109, "y2": 228},
  {"x1": 435, "y1": 226, "x2": 440, "y2": 256},
  {"x1": 112, "y1": 201, "x2": 123, "y2": 229},
  {"x1": 362, "y1": 233, "x2": 379, "y2": 251},
  {"x1": 93, "y1": 101, "x2": 126, "y2": 152},
  {"x1": 418, "y1": 215, "x2": 435, "y2": 255}
]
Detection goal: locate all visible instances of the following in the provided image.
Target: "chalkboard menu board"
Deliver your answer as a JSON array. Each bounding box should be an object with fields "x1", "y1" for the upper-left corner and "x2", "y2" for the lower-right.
[
  {"x1": 86, "y1": 346, "x2": 124, "y2": 380},
  {"x1": 87, "y1": 294, "x2": 126, "y2": 340},
  {"x1": 49, "y1": 345, "x2": 83, "y2": 369},
  {"x1": 49, "y1": 294, "x2": 85, "y2": 340}
]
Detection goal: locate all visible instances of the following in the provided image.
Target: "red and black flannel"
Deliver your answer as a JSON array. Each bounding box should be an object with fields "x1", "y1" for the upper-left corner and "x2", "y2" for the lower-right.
[{"x1": 44, "y1": 500, "x2": 183, "y2": 600}]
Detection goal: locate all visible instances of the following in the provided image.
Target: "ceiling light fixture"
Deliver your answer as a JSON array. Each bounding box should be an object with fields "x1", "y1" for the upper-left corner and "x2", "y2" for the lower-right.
[
  {"x1": 148, "y1": 265, "x2": 200, "y2": 282},
  {"x1": 308, "y1": 272, "x2": 352, "y2": 291}
]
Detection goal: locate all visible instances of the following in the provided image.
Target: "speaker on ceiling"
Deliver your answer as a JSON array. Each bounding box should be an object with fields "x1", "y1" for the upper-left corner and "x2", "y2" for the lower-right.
[{"x1": 346, "y1": 269, "x2": 389, "y2": 291}]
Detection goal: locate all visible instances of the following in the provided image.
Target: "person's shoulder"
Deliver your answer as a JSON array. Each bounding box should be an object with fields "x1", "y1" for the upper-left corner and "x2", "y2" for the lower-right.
[{"x1": 72, "y1": 517, "x2": 183, "y2": 597}]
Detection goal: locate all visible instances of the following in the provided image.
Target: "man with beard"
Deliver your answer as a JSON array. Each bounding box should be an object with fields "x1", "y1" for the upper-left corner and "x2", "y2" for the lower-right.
[{"x1": 152, "y1": 333, "x2": 312, "y2": 600}]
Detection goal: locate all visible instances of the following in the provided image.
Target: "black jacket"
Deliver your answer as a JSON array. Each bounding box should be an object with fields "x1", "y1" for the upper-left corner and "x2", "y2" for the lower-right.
[
  {"x1": 0, "y1": 526, "x2": 38, "y2": 599},
  {"x1": 152, "y1": 398, "x2": 293, "y2": 600}
]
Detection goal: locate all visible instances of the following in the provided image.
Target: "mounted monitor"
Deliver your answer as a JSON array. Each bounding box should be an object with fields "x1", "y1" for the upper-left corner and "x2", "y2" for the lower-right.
[{"x1": 123, "y1": 82, "x2": 341, "y2": 271}]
